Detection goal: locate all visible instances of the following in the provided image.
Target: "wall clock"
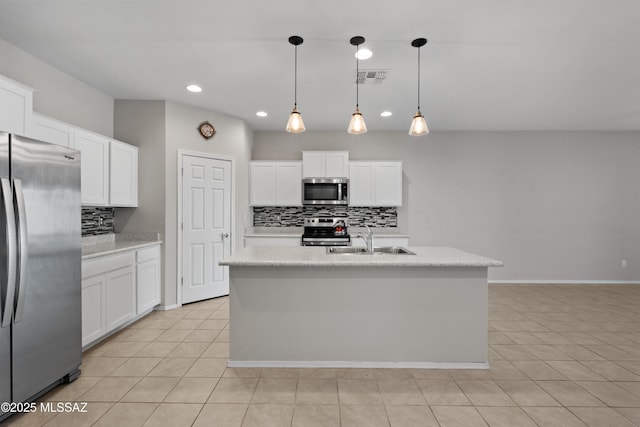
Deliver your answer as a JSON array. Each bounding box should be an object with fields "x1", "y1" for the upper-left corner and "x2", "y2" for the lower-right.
[{"x1": 198, "y1": 121, "x2": 216, "y2": 140}]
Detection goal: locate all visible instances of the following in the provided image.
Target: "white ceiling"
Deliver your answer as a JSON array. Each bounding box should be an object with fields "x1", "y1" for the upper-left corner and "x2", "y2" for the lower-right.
[{"x1": 0, "y1": 0, "x2": 639, "y2": 132}]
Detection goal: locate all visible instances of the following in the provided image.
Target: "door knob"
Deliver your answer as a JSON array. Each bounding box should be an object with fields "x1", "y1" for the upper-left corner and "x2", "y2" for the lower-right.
[{"x1": 222, "y1": 232, "x2": 230, "y2": 239}]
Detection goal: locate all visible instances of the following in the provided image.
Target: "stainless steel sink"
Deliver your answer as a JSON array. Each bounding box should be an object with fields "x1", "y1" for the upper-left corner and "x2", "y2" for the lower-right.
[
  {"x1": 326, "y1": 247, "x2": 368, "y2": 254},
  {"x1": 326, "y1": 246, "x2": 415, "y2": 255},
  {"x1": 373, "y1": 246, "x2": 416, "y2": 255}
]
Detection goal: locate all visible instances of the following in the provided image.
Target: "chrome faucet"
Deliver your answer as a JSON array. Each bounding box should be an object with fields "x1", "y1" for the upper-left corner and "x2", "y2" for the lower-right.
[{"x1": 356, "y1": 225, "x2": 374, "y2": 253}]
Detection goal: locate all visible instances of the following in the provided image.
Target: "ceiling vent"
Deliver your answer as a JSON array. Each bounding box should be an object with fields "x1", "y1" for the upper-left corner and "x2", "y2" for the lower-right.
[{"x1": 356, "y1": 69, "x2": 388, "y2": 84}]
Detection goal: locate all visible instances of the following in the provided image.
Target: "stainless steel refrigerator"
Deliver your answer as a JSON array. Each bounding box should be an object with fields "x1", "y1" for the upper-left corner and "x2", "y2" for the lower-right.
[{"x1": 1, "y1": 132, "x2": 81, "y2": 422}]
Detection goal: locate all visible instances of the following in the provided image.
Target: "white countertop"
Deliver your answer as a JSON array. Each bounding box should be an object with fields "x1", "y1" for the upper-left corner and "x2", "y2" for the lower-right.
[
  {"x1": 82, "y1": 233, "x2": 162, "y2": 260},
  {"x1": 220, "y1": 246, "x2": 503, "y2": 268}
]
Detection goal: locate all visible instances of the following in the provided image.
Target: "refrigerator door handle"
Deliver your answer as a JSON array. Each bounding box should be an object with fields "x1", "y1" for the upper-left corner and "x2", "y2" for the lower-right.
[
  {"x1": 13, "y1": 179, "x2": 28, "y2": 323},
  {"x1": 1, "y1": 177, "x2": 17, "y2": 327}
]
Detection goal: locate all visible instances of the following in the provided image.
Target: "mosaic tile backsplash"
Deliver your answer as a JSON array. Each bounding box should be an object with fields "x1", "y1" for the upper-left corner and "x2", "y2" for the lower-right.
[
  {"x1": 82, "y1": 207, "x2": 115, "y2": 236},
  {"x1": 253, "y1": 206, "x2": 397, "y2": 227}
]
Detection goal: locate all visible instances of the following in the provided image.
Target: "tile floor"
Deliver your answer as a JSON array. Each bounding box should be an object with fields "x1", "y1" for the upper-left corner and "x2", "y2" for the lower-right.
[{"x1": 4, "y1": 284, "x2": 640, "y2": 426}]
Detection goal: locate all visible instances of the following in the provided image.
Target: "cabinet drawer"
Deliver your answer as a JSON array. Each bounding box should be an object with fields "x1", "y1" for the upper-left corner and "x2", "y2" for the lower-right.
[
  {"x1": 137, "y1": 245, "x2": 160, "y2": 263},
  {"x1": 83, "y1": 252, "x2": 135, "y2": 278}
]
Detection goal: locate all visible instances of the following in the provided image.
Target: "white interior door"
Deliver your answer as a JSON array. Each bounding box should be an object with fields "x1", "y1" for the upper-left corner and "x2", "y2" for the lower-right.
[{"x1": 182, "y1": 155, "x2": 232, "y2": 303}]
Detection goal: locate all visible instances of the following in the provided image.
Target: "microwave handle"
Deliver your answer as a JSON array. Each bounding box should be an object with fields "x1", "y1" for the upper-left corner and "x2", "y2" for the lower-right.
[{"x1": 338, "y1": 184, "x2": 343, "y2": 201}]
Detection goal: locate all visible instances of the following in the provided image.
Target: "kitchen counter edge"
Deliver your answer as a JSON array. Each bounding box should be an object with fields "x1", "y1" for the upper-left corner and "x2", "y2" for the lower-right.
[
  {"x1": 220, "y1": 246, "x2": 503, "y2": 268},
  {"x1": 82, "y1": 240, "x2": 163, "y2": 260}
]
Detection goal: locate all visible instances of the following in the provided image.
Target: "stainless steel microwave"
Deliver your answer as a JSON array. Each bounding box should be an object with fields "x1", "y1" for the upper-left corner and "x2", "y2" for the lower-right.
[{"x1": 302, "y1": 178, "x2": 349, "y2": 205}]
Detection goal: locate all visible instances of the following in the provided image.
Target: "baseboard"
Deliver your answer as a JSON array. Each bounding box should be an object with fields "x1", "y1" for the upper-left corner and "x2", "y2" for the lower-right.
[
  {"x1": 154, "y1": 304, "x2": 179, "y2": 311},
  {"x1": 489, "y1": 280, "x2": 640, "y2": 285},
  {"x1": 227, "y1": 360, "x2": 489, "y2": 370}
]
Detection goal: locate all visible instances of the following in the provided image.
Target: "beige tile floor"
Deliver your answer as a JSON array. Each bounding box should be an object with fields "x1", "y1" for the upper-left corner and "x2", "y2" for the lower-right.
[{"x1": 4, "y1": 284, "x2": 640, "y2": 426}]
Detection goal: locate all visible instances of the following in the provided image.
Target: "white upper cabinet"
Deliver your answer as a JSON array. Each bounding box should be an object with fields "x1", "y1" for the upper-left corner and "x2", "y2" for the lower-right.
[
  {"x1": 302, "y1": 151, "x2": 349, "y2": 178},
  {"x1": 250, "y1": 161, "x2": 302, "y2": 206},
  {"x1": 27, "y1": 112, "x2": 74, "y2": 147},
  {"x1": 250, "y1": 162, "x2": 277, "y2": 206},
  {"x1": 349, "y1": 161, "x2": 403, "y2": 206},
  {"x1": 349, "y1": 162, "x2": 375, "y2": 205},
  {"x1": 0, "y1": 75, "x2": 33, "y2": 136},
  {"x1": 109, "y1": 139, "x2": 138, "y2": 207},
  {"x1": 74, "y1": 129, "x2": 110, "y2": 206},
  {"x1": 275, "y1": 162, "x2": 303, "y2": 205}
]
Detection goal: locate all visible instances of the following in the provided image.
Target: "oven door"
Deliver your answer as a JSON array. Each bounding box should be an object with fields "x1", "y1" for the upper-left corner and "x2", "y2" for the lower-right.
[{"x1": 301, "y1": 237, "x2": 351, "y2": 246}]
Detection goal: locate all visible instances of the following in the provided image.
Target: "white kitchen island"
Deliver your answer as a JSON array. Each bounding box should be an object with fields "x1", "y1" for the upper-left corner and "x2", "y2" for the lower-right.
[{"x1": 219, "y1": 246, "x2": 502, "y2": 369}]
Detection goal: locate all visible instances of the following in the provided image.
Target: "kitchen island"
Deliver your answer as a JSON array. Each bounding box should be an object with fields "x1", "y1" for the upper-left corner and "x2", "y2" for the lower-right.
[{"x1": 220, "y1": 246, "x2": 502, "y2": 369}]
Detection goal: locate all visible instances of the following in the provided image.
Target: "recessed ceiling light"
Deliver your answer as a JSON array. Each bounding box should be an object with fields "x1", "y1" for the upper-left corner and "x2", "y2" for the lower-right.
[
  {"x1": 380, "y1": 111, "x2": 393, "y2": 117},
  {"x1": 186, "y1": 84, "x2": 202, "y2": 93},
  {"x1": 256, "y1": 111, "x2": 268, "y2": 117},
  {"x1": 355, "y1": 48, "x2": 373, "y2": 60}
]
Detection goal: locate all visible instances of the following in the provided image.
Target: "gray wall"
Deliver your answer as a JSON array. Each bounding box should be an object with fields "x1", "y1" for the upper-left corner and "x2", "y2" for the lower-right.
[
  {"x1": 0, "y1": 39, "x2": 114, "y2": 136},
  {"x1": 115, "y1": 100, "x2": 253, "y2": 308},
  {"x1": 164, "y1": 102, "x2": 253, "y2": 306},
  {"x1": 253, "y1": 131, "x2": 640, "y2": 282},
  {"x1": 114, "y1": 100, "x2": 168, "y2": 303}
]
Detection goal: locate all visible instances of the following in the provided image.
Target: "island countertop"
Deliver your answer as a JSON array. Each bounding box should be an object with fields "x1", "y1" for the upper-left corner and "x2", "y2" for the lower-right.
[{"x1": 220, "y1": 246, "x2": 503, "y2": 268}]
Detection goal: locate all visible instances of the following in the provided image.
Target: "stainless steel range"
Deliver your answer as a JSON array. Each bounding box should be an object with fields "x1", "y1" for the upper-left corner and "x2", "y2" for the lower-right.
[{"x1": 301, "y1": 217, "x2": 350, "y2": 246}]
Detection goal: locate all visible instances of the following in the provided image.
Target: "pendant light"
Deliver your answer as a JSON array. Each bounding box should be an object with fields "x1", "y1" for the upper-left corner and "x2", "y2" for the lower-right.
[
  {"x1": 409, "y1": 38, "x2": 429, "y2": 136},
  {"x1": 347, "y1": 36, "x2": 367, "y2": 134},
  {"x1": 286, "y1": 35, "x2": 305, "y2": 133}
]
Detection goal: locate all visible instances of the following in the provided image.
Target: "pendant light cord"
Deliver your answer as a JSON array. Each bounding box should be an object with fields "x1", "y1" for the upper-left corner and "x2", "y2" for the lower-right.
[
  {"x1": 356, "y1": 45, "x2": 359, "y2": 108},
  {"x1": 417, "y1": 46, "x2": 420, "y2": 111},
  {"x1": 294, "y1": 44, "x2": 298, "y2": 108}
]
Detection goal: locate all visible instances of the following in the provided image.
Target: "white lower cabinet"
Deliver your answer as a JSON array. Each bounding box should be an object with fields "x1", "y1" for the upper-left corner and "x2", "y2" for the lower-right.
[
  {"x1": 105, "y1": 263, "x2": 136, "y2": 331},
  {"x1": 81, "y1": 244, "x2": 161, "y2": 348},
  {"x1": 136, "y1": 246, "x2": 161, "y2": 314},
  {"x1": 81, "y1": 274, "x2": 107, "y2": 346}
]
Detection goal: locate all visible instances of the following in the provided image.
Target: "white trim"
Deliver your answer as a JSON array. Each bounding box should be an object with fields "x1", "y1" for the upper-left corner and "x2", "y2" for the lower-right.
[
  {"x1": 154, "y1": 304, "x2": 179, "y2": 311},
  {"x1": 227, "y1": 360, "x2": 489, "y2": 370},
  {"x1": 177, "y1": 150, "x2": 235, "y2": 307},
  {"x1": 490, "y1": 280, "x2": 640, "y2": 285}
]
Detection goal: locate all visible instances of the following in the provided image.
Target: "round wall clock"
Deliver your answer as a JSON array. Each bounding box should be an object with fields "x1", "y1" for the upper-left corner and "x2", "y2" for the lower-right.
[{"x1": 198, "y1": 121, "x2": 216, "y2": 139}]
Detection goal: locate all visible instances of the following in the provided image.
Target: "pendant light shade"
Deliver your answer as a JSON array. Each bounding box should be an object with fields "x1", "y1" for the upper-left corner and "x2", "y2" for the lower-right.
[
  {"x1": 286, "y1": 35, "x2": 305, "y2": 133},
  {"x1": 409, "y1": 37, "x2": 429, "y2": 136},
  {"x1": 286, "y1": 106, "x2": 305, "y2": 133},
  {"x1": 347, "y1": 36, "x2": 367, "y2": 135},
  {"x1": 348, "y1": 107, "x2": 367, "y2": 134},
  {"x1": 409, "y1": 111, "x2": 429, "y2": 136}
]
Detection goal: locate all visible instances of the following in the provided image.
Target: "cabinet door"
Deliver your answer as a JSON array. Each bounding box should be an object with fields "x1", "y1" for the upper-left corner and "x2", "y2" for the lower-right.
[
  {"x1": 137, "y1": 260, "x2": 160, "y2": 314},
  {"x1": 302, "y1": 152, "x2": 325, "y2": 178},
  {"x1": 349, "y1": 162, "x2": 375, "y2": 206},
  {"x1": 276, "y1": 162, "x2": 302, "y2": 206},
  {"x1": 105, "y1": 265, "x2": 136, "y2": 331},
  {"x1": 75, "y1": 130, "x2": 110, "y2": 206},
  {"x1": 28, "y1": 113, "x2": 74, "y2": 147},
  {"x1": 374, "y1": 162, "x2": 403, "y2": 206},
  {"x1": 250, "y1": 162, "x2": 277, "y2": 205},
  {"x1": 81, "y1": 275, "x2": 106, "y2": 347},
  {"x1": 325, "y1": 151, "x2": 349, "y2": 178},
  {"x1": 110, "y1": 139, "x2": 138, "y2": 207},
  {"x1": 136, "y1": 246, "x2": 161, "y2": 314},
  {"x1": 0, "y1": 75, "x2": 33, "y2": 136}
]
